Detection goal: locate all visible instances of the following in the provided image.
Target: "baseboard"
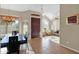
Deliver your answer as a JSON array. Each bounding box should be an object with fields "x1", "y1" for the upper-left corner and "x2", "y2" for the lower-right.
[{"x1": 60, "y1": 44, "x2": 79, "y2": 53}]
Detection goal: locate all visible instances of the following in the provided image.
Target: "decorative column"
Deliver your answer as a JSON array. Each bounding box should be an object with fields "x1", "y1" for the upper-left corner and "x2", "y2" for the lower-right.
[
  {"x1": 40, "y1": 14, "x2": 43, "y2": 38},
  {"x1": 28, "y1": 14, "x2": 31, "y2": 40},
  {"x1": 19, "y1": 17, "x2": 23, "y2": 35},
  {"x1": 5, "y1": 22, "x2": 8, "y2": 34}
]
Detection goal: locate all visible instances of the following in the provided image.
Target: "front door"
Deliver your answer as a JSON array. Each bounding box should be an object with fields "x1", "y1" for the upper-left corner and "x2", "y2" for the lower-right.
[{"x1": 31, "y1": 17, "x2": 40, "y2": 38}]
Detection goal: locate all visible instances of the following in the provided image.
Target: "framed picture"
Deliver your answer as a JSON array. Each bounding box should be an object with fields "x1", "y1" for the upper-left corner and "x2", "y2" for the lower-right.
[{"x1": 67, "y1": 15, "x2": 78, "y2": 24}]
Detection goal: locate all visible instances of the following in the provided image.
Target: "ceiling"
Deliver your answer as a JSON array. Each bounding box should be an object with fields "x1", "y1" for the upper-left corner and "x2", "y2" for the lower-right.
[
  {"x1": 0, "y1": 4, "x2": 60, "y2": 19},
  {"x1": 0, "y1": 4, "x2": 42, "y2": 12}
]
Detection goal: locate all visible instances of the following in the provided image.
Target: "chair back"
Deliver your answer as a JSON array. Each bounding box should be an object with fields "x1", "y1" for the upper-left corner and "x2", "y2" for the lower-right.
[{"x1": 7, "y1": 36, "x2": 20, "y2": 54}]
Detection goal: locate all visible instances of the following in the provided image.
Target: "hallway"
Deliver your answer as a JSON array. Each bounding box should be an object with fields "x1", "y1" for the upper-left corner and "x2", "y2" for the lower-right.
[{"x1": 29, "y1": 36, "x2": 78, "y2": 54}]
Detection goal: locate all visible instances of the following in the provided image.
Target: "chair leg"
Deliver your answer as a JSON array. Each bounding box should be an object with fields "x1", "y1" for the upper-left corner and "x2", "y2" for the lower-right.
[{"x1": 17, "y1": 50, "x2": 19, "y2": 54}]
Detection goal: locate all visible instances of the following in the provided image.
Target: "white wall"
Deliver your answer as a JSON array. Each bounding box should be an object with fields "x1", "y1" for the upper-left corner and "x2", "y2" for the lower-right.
[{"x1": 60, "y1": 4, "x2": 79, "y2": 51}]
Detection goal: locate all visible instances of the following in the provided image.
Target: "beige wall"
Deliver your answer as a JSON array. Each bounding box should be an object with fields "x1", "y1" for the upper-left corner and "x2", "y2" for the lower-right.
[{"x1": 60, "y1": 4, "x2": 79, "y2": 51}]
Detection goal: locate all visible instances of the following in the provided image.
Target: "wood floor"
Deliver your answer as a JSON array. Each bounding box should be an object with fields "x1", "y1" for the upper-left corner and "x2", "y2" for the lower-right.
[{"x1": 29, "y1": 37, "x2": 78, "y2": 54}]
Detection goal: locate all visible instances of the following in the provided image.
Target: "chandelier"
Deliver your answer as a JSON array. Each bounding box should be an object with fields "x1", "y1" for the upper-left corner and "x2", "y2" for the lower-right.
[
  {"x1": 0, "y1": 15, "x2": 16, "y2": 22},
  {"x1": 0, "y1": 15, "x2": 19, "y2": 25}
]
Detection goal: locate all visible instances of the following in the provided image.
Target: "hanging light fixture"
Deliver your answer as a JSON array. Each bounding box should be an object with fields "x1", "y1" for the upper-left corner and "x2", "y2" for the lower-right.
[{"x1": 0, "y1": 15, "x2": 16, "y2": 22}]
